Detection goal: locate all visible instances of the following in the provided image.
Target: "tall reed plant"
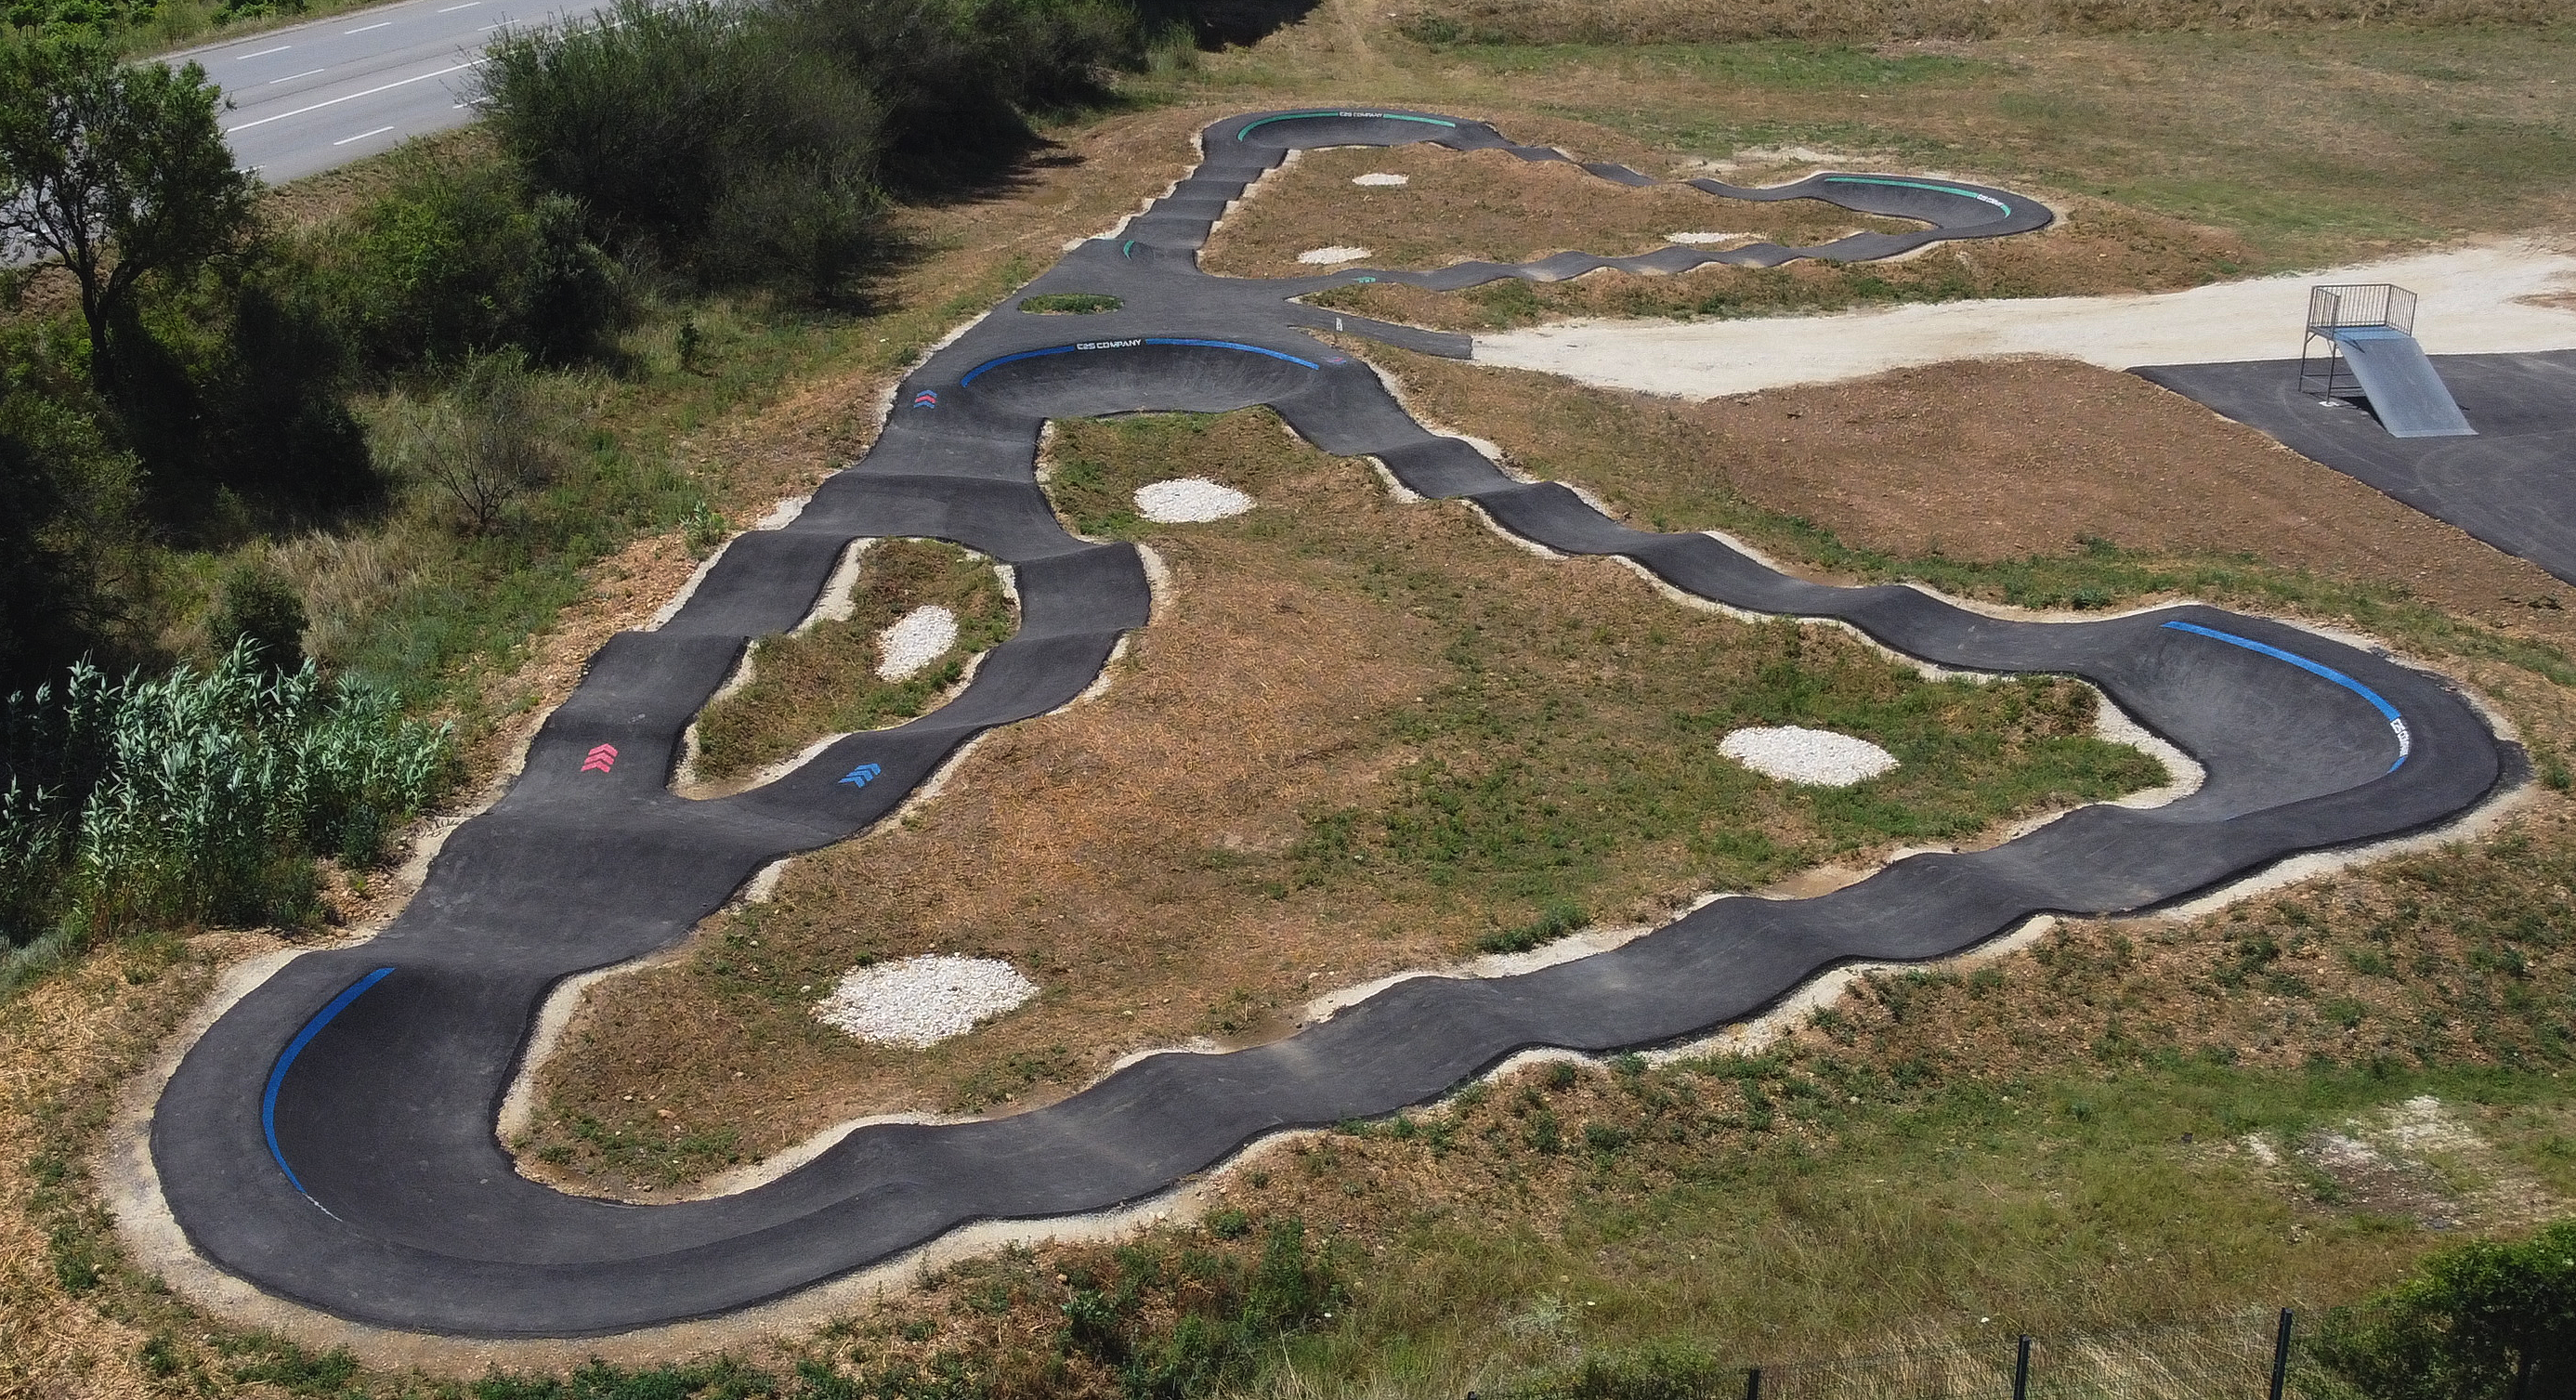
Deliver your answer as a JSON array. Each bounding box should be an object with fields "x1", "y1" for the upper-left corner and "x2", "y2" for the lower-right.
[{"x1": 0, "y1": 640, "x2": 456, "y2": 949}]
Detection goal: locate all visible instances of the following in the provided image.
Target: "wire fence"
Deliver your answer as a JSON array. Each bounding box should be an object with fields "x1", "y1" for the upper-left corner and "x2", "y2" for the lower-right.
[{"x1": 1472, "y1": 1309, "x2": 2380, "y2": 1400}]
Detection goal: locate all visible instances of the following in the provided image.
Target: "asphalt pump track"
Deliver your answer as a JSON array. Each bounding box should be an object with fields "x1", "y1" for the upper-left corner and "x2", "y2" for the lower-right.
[{"x1": 150, "y1": 110, "x2": 2512, "y2": 1337}]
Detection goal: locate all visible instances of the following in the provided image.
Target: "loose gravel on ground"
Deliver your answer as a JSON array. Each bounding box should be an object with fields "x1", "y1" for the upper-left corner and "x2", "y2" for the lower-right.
[
  {"x1": 1134, "y1": 478, "x2": 1256, "y2": 522},
  {"x1": 812, "y1": 956, "x2": 1040, "y2": 1048},
  {"x1": 875, "y1": 606, "x2": 959, "y2": 680},
  {"x1": 1719, "y1": 726, "x2": 1900, "y2": 787},
  {"x1": 1666, "y1": 231, "x2": 1747, "y2": 244},
  {"x1": 1478, "y1": 242, "x2": 2576, "y2": 398}
]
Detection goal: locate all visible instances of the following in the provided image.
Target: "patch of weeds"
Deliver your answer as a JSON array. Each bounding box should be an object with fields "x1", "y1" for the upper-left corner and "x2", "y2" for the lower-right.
[
  {"x1": 946, "y1": 1044, "x2": 1081, "y2": 1113},
  {"x1": 1477, "y1": 899, "x2": 1589, "y2": 953},
  {"x1": 1018, "y1": 292, "x2": 1122, "y2": 314},
  {"x1": 556, "y1": 1113, "x2": 747, "y2": 1188},
  {"x1": 1056, "y1": 1218, "x2": 1345, "y2": 1400},
  {"x1": 218, "y1": 1339, "x2": 360, "y2": 1395},
  {"x1": 2216, "y1": 931, "x2": 2283, "y2": 988},
  {"x1": 1467, "y1": 279, "x2": 1544, "y2": 327}
]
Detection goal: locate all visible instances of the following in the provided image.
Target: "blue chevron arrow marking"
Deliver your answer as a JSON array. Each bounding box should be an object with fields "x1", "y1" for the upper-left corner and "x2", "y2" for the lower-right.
[{"x1": 839, "y1": 763, "x2": 883, "y2": 788}]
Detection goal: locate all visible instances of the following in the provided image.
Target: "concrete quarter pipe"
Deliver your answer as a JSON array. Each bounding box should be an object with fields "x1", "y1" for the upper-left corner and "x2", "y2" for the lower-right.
[{"x1": 148, "y1": 110, "x2": 2508, "y2": 1337}]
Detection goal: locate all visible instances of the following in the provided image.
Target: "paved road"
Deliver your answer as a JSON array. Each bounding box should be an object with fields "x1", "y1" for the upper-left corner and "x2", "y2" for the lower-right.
[
  {"x1": 146, "y1": 109, "x2": 2509, "y2": 1338},
  {"x1": 166, "y1": 0, "x2": 611, "y2": 182}
]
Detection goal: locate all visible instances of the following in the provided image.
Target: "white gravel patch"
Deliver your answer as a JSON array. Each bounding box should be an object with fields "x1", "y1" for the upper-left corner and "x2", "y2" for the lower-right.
[
  {"x1": 1134, "y1": 478, "x2": 1255, "y2": 523},
  {"x1": 1475, "y1": 242, "x2": 2576, "y2": 399},
  {"x1": 1352, "y1": 172, "x2": 1409, "y2": 187},
  {"x1": 1667, "y1": 231, "x2": 1749, "y2": 244},
  {"x1": 1298, "y1": 245, "x2": 1373, "y2": 265},
  {"x1": 1719, "y1": 726, "x2": 1899, "y2": 787},
  {"x1": 874, "y1": 605, "x2": 958, "y2": 681},
  {"x1": 813, "y1": 956, "x2": 1040, "y2": 1048}
]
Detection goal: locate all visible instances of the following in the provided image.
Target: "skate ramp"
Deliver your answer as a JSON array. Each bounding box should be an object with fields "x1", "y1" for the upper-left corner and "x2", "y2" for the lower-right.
[{"x1": 2330, "y1": 327, "x2": 2478, "y2": 438}]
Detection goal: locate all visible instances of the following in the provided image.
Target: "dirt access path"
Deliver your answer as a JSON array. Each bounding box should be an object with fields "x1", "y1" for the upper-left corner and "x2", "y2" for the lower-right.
[{"x1": 1475, "y1": 241, "x2": 2576, "y2": 397}]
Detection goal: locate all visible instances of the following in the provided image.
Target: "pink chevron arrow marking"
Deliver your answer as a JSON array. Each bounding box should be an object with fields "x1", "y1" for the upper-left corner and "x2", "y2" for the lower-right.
[{"x1": 581, "y1": 743, "x2": 618, "y2": 774}]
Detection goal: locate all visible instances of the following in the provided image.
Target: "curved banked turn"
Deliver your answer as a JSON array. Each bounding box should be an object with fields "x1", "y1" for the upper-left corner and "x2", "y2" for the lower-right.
[{"x1": 150, "y1": 110, "x2": 2504, "y2": 1337}]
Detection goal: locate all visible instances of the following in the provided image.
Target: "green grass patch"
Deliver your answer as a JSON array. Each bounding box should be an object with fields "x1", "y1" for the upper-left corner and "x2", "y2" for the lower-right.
[{"x1": 689, "y1": 539, "x2": 1015, "y2": 783}]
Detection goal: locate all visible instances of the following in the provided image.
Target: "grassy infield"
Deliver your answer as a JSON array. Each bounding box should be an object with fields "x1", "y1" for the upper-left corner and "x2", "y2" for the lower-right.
[{"x1": 7, "y1": 4, "x2": 2576, "y2": 1396}]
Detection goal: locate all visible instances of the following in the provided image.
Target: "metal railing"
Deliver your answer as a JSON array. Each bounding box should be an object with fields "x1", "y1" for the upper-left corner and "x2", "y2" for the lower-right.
[
  {"x1": 2306, "y1": 284, "x2": 2416, "y2": 337},
  {"x1": 2299, "y1": 283, "x2": 2418, "y2": 398}
]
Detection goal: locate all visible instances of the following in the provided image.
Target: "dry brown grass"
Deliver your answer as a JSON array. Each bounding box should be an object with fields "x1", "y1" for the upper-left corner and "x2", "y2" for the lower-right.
[
  {"x1": 772, "y1": 799, "x2": 2576, "y2": 1397},
  {"x1": 517, "y1": 407, "x2": 2158, "y2": 1197},
  {"x1": 0, "y1": 936, "x2": 241, "y2": 1400},
  {"x1": 1207, "y1": 124, "x2": 2253, "y2": 331},
  {"x1": 1204, "y1": 141, "x2": 1916, "y2": 278},
  {"x1": 1388, "y1": 0, "x2": 2570, "y2": 47},
  {"x1": 1362, "y1": 348, "x2": 2576, "y2": 648}
]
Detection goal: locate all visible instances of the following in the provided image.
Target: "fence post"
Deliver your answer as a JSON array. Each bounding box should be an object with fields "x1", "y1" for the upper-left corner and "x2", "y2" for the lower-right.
[
  {"x1": 2269, "y1": 1309, "x2": 2294, "y2": 1400},
  {"x1": 1742, "y1": 1367, "x2": 1761, "y2": 1400},
  {"x1": 2013, "y1": 1335, "x2": 2032, "y2": 1400}
]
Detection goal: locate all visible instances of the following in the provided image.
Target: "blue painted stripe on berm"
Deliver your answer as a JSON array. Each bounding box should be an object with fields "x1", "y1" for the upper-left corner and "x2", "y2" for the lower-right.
[
  {"x1": 2161, "y1": 620, "x2": 2411, "y2": 770},
  {"x1": 263, "y1": 966, "x2": 396, "y2": 1194}
]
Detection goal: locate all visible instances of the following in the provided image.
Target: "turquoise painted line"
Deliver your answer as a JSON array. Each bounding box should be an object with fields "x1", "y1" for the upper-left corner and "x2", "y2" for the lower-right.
[
  {"x1": 1824, "y1": 175, "x2": 2011, "y2": 216},
  {"x1": 1238, "y1": 110, "x2": 1458, "y2": 140},
  {"x1": 264, "y1": 966, "x2": 396, "y2": 1195},
  {"x1": 960, "y1": 337, "x2": 1319, "y2": 386},
  {"x1": 1120, "y1": 240, "x2": 1135, "y2": 258},
  {"x1": 2161, "y1": 620, "x2": 2410, "y2": 771}
]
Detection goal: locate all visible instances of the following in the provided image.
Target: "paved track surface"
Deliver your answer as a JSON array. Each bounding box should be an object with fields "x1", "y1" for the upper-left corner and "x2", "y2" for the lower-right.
[
  {"x1": 151, "y1": 110, "x2": 2510, "y2": 1338},
  {"x1": 2138, "y1": 352, "x2": 2576, "y2": 584},
  {"x1": 174, "y1": 0, "x2": 609, "y2": 180}
]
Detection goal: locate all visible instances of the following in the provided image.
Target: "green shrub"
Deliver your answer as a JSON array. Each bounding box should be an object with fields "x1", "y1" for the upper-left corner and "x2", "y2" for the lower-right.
[
  {"x1": 209, "y1": 559, "x2": 307, "y2": 673},
  {"x1": 371, "y1": 349, "x2": 589, "y2": 535},
  {"x1": 478, "y1": 0, "x2": 1149, "y2": 294},
  {"x1": 477, "y1": 0, "x2": 885, "y2": 295},
  {"x1": 312, "y1": 150, "x2": 624, "y2": 371},
  {"x1": 2310, "y1": 1217, "x2": 2576, "y2": 1399},
  {"x1": 0, "y1": 639, "x2": 457, "y2": 944},
  {"x1": 0, "y1": 339, "x2": 138, "y2": 696}
]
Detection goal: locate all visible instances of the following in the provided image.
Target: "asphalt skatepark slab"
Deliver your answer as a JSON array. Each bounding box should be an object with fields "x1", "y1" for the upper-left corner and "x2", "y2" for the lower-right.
[
  {"x1": 146, "y1": 108, "x2": 2512, "y2": 1338},
  {"x1": 2138, "y1": 351, "x2": 2576, "y2": 585}
]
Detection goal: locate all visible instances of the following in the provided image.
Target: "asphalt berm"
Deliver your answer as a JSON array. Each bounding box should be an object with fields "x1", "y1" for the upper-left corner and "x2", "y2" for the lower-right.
[{"x1": 149, "y1": 110, "x2": 2509, "y2": 1337}]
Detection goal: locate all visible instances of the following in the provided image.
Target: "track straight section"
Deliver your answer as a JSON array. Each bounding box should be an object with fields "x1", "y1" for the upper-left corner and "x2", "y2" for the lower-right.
[{"x1": 150, "y1": 110, "x2": 2506, "y2": 1337}]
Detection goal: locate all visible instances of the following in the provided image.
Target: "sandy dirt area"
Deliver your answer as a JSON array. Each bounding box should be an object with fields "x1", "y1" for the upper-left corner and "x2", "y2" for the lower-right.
[{"x1": 1474, "y1": 240, "x2": 2576, "y2": 397}]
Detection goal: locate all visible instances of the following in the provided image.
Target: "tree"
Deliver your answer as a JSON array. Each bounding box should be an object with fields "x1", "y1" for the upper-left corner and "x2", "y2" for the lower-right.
[{"x1": 0, "y1": 35, "x2": 256, "y2": 399}]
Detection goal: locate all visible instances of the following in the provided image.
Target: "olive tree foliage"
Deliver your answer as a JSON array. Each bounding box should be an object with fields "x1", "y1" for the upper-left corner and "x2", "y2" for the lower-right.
[{"x1": 0, "y1": 35, "x2": 256, "y2": 396}]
